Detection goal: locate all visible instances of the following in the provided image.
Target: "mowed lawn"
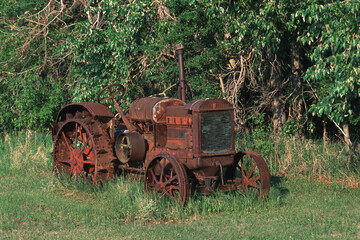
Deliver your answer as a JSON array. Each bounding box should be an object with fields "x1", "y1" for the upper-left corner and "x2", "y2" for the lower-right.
[{"x1": 0, "y1": 133, "x2": 359, "y2": 239}]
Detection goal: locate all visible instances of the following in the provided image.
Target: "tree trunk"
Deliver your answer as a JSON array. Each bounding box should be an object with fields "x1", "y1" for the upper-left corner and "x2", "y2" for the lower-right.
[
  {"x1": 342, "y1": 121, "x2": 351, "y2": 147},
  {"x1": 269, "y1": 53, "x2": 285, "y2": 133},
  {"x1": 323, "y1": 119, "x2": 328, "y2": 149},
  {"x1": 290, "y1": 39, "x2": 304, "y2": 136},
  {"x1": 272, "y1": 94, "x2": 285, "y2": 132}
]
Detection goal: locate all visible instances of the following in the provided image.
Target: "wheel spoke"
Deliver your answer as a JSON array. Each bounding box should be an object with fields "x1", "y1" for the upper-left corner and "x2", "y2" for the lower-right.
[
  {"x1": 85, "y1": 152, "x2": 96, "y2": 165},
  {"x1": 159, "y1": 191, "x2": 167, "y2": 198},
  {"x1": 74, "y1": 123, "x2": 79, "y2": 148},
  {"x1": 167, "y1": 185, "x2": 179, "y2": 194},
  {"x1": 162, "y1": 184, "x2": 179, "y2": 199},
  {"x1": 83, "y1": 134, "x2": 93, "y2": 156},
  {"x1": 120, "y1": 144, "x2": 130, "y2": 153},
  {"x1": 160, "y1": 159, "x2": 166, "y2": 182},
  {"x1": 164, "y1": 175, "x2": 177, "y2": 186},
  {"x1": 170, "y1": 169, "x2": 174, "y2": 178},
  {"x1": 81, "y1": 132, "x2": 87, "y2": 145},
  {"x1": 112, "y1": 88, "x2": 123, "y2": 97},
  {"x1": 121, "y1": 136, "x2": 129, "y2": 147},
  {"x1": 164, "y1": 189, "x2": 179, "y2": 199},
  {"x1": 240, "y1": 161, "x2": 246, "y2": 179},
  {"x1": 79, "y1": 137, "x2": 90, "y2": 154},
  {"x1": 80, "y1": 171, "x2": 90, "y2": 184},
  {"x1": 149, "y1": 168, "x2": 159, "y2": 184},
  {"x1": 248, "y1": 181, "x2": 260, "y2": 189},
  {"x1": 83, "y1": 147, "x2": 92, "y2": 156},
  {"x1": 120, "y1": 143, "x2": 129, "y2": 148},
  {"x1": 107, "y1": 87, "x2": 113, "y2": 96},
  {"x1": 247, "y1": 161, "x2": 257, "y2": 178},
  {"x1": 83, "y1": 160, "x2": 95, "y2": 164},
  {"x1": 59, "y1": 158, "x2": 70, "y2": 163},
  {"x1": 250, "y1": 175, "x2": 261, "y2": 183},
  {"x1": 62, "y1": 132, "x2": 73, "y2": 152}
]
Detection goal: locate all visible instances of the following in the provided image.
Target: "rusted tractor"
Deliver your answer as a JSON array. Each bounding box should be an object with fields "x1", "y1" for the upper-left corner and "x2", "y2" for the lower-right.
[{"x1": 52, "y1": 44, "x2": 271, "y2": 205}]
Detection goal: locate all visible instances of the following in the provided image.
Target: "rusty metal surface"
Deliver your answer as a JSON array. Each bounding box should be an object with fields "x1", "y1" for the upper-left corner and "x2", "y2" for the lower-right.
[
  {"x1": 53, "y1": 112, "x2": 115, "y2": 184},
  {"x1": 144, "y1": 152, "x2": 190, "y2": 206},
  {"x1": 55, "y1": 102, "x2": 114, "y2": 123},
  {"x1": 97, "y1": 83, "x2": 136, "y2": 132},
  {"x1": 165, "y1": 126, "x2": 192, "y2": 149},
  {"x1": 240, "y1": 150, "x2": 271, "y2": 194},
  {"x1": 184, "y1": 98, "x2": 234, "y2": 112},
  {"x1": 191, "y1": 111, "x2": 235, "y2": 156},
  {"x1": 175, "y1": 43, "x2": 186, "y2": 102},
  {"x1": 97, "y1": 83, "x2": 126, "y2": 107},
  {"x1": 115, "y1": 132, "x2": 146, "y2": 163},
  {"x1": 129, "y1": 97, "x2": 184, "y2": 123},
  {"x1": 191, "y1": 155, "x2": 234, "y2": 171},
  {"x1": 166, "y1": 106, "x2": 192, "y2": 125},
  {"x1": 223, "y1": 151, "x2": 271, "y2": 196},
  {"x1": 148, "y1": 147, "x2": 234, "y2": 172},
  {"x1": 148, "y1": 148, "x2": 193, "y2": 164}
]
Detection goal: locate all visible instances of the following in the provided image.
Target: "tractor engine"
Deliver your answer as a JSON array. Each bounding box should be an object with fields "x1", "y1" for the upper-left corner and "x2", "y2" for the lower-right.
[{"x1": 114, "y1": 95, "x2": 237, "y2": 194}]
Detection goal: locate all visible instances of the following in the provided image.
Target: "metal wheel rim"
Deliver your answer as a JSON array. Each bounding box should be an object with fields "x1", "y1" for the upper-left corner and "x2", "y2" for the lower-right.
[
  {"x1": 145, "y1": 153, "x2": 189, "y2": 205},
  {"x1": 227, "y1": 151, "x2": 271, "y2": 196},
  {"x1": 53, "y1": 120, "x2": 97, "y2": 183}
]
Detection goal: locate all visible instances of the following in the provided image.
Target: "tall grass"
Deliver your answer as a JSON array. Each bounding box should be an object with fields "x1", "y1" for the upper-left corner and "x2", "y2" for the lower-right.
[
  {"x1": 3, "y1": 131, "x2": 357, "y2": 181},
  {"x1": 0, "y1": 131, "x2": 52, "y2": 177},
  {"x1": 0, "y1": 131, "x2": 275, "y2": 223},
  {"x1": 1, "y1": 131, "x2": 359, "y2": 239},
  {"x1": 236, "y1": 135, "x2": 359, "y2": 188},
  {"x1": 0, "y1": 131, "x2": 358, "y2": 224}
]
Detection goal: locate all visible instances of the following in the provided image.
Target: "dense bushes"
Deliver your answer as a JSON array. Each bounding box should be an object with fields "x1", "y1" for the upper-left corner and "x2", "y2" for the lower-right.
[{"x1": 0, "y1": 0, "x2": 359, "y2": 140}]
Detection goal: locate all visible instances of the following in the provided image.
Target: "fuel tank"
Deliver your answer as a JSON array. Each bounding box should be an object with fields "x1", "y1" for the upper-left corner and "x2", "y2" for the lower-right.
[{"x1": 128, "y1": 97, "x2": 185, "y2": 123}]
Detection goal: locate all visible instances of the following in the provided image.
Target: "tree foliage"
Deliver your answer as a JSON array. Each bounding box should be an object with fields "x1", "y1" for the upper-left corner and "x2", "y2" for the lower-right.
[
  {"x1": 0, "y1": 0, "x2": 359, "y2": 139},
  {"x1": 0, "y1": 0, "x2": 72, "y2": 131},
  {"x1": 297, "y1": 1, "x2": 360, "y2": 125}
]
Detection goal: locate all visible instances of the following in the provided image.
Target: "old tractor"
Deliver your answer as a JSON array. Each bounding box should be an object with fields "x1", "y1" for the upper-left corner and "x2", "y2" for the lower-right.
[{"x1": 52, "y1": 44, "x2": 271, "y2": 205}]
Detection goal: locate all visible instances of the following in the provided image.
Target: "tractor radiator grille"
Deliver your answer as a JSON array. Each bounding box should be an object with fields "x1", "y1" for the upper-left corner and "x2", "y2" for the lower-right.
[{"x1": 201, "y1": 111, "x2": 232, "y2": 154}]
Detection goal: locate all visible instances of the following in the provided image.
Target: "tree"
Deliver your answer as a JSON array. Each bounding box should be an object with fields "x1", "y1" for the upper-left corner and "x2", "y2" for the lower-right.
[
  {"x1": 0, "y1": 0, "x2": 78, "y2": 131},
  {"x1": 297, "y1": 0, "x2": 360, "y2": 144},
  {"x1": 0, "y1": 0, "x2": 359, "y2": 142}
]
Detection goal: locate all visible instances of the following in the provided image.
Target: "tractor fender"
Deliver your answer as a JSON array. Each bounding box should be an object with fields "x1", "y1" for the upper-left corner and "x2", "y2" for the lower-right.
[{"x1": 55, "y1": 102, "x2": 114, "y2": 124}]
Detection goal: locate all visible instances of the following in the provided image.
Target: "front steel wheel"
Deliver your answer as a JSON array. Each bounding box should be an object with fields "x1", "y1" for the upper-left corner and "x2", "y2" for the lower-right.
[
  {"x1": 144, "y1": 153, "x2": 190, "y2": 206},
  {"x1": 226, "y1": 151, "x2": 271, "y2": 196}
]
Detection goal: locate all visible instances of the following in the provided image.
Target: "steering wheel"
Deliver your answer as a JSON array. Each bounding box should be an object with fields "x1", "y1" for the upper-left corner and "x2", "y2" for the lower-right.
[{"x1": 97, "y1": 83, "x2": 126, "y2": 106}]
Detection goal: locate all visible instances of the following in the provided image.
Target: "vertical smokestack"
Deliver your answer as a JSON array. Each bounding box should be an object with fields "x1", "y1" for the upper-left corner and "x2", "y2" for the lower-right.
[{"x1": 174, "y1": 43, "x2": 186, "y2": 102}]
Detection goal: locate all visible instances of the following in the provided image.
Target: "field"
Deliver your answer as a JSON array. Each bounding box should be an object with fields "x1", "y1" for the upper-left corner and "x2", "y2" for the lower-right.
[{"x1": 0, "y1": 131, "x2": 359, "y2": 239}]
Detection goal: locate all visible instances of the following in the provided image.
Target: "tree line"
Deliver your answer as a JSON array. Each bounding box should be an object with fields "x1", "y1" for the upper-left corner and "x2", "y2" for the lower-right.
[{"x1": 0, "y1": 0, "x2": 359, "y2": 144}]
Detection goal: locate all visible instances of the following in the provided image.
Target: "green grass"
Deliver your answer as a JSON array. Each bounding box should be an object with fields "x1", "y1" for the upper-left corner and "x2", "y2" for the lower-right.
[{"x1": 0, "y1": 131, "x2": 359, "y2": 239}]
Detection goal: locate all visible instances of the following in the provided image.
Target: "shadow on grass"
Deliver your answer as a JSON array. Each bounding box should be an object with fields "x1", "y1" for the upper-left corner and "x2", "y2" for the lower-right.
[{"x1": 271, "y1": 175, "x2": 289, "y2": 199}]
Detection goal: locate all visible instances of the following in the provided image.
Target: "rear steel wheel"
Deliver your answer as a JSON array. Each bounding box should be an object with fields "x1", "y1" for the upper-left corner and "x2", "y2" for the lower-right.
[
  {"x1": 145, "y1": 153, "x2": 190, "y2": 206},
  {"x1": 53, "y1": 115, "x2": 115, "y2": 184},
  {"x1": 226, "y1": 151, "x2": 270, "y2": 196}
]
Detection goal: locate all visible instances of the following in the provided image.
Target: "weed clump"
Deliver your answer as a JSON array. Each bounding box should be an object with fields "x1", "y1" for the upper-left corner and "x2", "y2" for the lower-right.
[{"x1": 1, "y1": 131, "x2": 52, "y2": 175}]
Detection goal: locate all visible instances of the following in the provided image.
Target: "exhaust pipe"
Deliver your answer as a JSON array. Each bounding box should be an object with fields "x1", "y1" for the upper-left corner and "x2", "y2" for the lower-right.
[{"x1": 174, "y1": 43, "x2": 186, "y2": 102}]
